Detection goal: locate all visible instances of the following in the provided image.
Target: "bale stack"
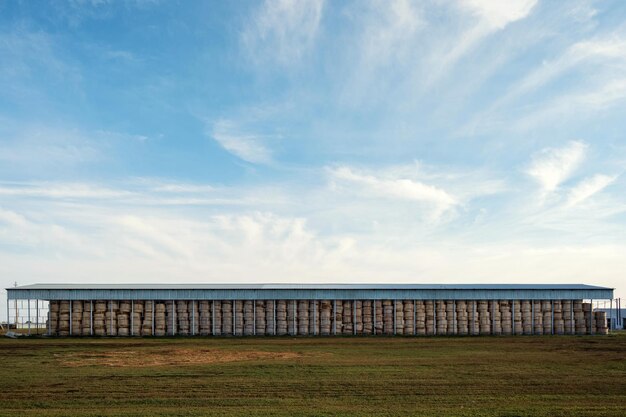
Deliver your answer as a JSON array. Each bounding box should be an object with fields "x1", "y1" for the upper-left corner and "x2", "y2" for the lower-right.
[
  {"x1": 71, "y1": 301, "x2": 83, "y2": 336},
  {"x1": 265, "y1": 300, "x2": 275, "y2": 335},
  {"x1": 553, "y1": 301, "x2": 564, "y2": 335},
  {"x1": 362, "y1": 300, "x2": 373, "y2": 335},
  {"x1": 444, "y1": 301, "x2": 454, "y2": 335},
  {"x1": 355, "y1": 301, "x2": 364, "y2": 335},
  {"x1": 393, "y1": 300, "x2": 403, "y2": 335},
  {"x1": 533, "y1": 300, "x2": 543, "y2": 335},
  {"x1": 468, "y1": 301, "x2": 479, "y2": 335},
  {"x1": 221, "y1": 301, "x2": 233, "y2": 335},
  {"x1": 190, "y1": 301, "x2": 199, "y2": 335},
  {"x1": 583, "y1": 302, "x2": 594, "y2": 334},
  {"x1": 165, "y1": 301, "x2": 176, "y2": 335},
  {"x1": 106, "y1": 301, "x2": 118, "y2": 336},
  {"x1": 500, "y1": 301, "x2": 511, "y2": 335},
  {"x1": 243, "y1": 300, "x2": 254, "y2": 336},
  {"x1": 276, "y1": 300, "x2": 287, "y2": 335},
  {"x1": 374, "y1": 300, "x2": 384, "y2": 334},
  {"x1": 542, "y1": 301, "x2": 552, "y2": 335},
  {"x1": 382, "y1": 300, "x2": 393, "y2": 335},
  {"x1": 154, "y1": 302, "x2": 166, "y2": 336},
  {"x1": 117, "y1": 301, "x2": 131, "y2": 337},
  {"x1": 334, "y1": 301, "x2": 343, "y2": 334},
  {"x1": 574, "y1": 300, "x2": 585, "y2": 335},
  {"x1": 402, "y1": 301, "x2": 413, "y2": 335},
  {"x1": 199, "y1": 300, "x2": 211, "y2": 336},
  {"x1": 298, "y1": 300, "x2": 309, "y2": 335},
  {"x1": 416, "y1": 301, "x2": 426, "y2": 335},
  {"x1": 521, "y1": 301, "x2": 532, "y2": 335},
  {"x1": 594, "y1": 311, "x2": 608, "y2": 334},
  {"x1": 436, "y1": 301, "x2": 447, "y2": 335},
  {"x1": 455, "y1": 301, "x2": 467, "y2": 335},
  {"x1": 425, "y1": 300, "x2": 435, "y2": 335},
  {"x1": 58, "y1": 301, "x2": 70, "y2": 336},
  {"x1": 234, "y1": 300, "x2": 244, "y2": 336},
  {"x1": 49, "y1": 301, "x2": 60, "y2": 335},
  {"x1": 287, "y1": 300, "x2": 297, "y2": 335},
  {"x1": 255, "y1": 300, "x2": 266, "y2": 336},
  {"x1": 562, "y1": 300, "x2": 573, "y2": 334},
  {"x1": 489, "y1": 301, "x2": 502, "y2": 335},
  {"x1": 142, "y1": 301, "x2": 154, "y2": 336},
  {"x1": 94, "y1": 301, "x2": 107, "y2": 336},
  {"x1": 131, "y1": 301, "x2": 143, "y2": 336},
  {"x1": 341, "y1": 300, "x2": 352, "y2": 335},
  {"x1": 320, "y1": 300, "x2": 332, "y2": 335},
  {"x1": 213, "y1": 301, "x2": 223, "y2": 336},
  {"x1": 511, "y1": 301, "x2": 522, "y2": 335},
  {"x1": 478, "y1": 301, "x2": 490, "y2": 335}
]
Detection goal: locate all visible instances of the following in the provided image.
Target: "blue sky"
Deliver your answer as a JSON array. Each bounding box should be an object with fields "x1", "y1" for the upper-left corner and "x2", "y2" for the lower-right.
[{"x1": 1, "y1": 0, "x2": 625, "y2": 312}]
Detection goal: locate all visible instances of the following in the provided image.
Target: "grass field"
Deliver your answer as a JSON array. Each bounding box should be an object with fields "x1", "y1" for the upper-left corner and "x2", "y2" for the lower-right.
[{"x1": 1, "y1": 334, "x2": 625, "y2": 416}]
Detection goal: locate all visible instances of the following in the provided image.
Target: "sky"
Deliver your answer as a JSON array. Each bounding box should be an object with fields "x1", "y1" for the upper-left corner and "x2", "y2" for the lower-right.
[{"x1": 1, "y1": 0, "x2": 625, "y2": 318}]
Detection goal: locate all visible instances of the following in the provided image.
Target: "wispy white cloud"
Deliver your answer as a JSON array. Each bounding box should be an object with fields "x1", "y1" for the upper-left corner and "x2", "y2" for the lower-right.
[
  {"x1": 241, "y1": 0, "x2": 325, "y2": 67},
  {"x1": 566, "y1": 174, "x2": 617, "y2": 207},
  {"x1": 460, "y1": 0, "x2": 538, "y2": 31},
  {"x1": 526, "y1": 141, "x2": 587, "y2": 193},
  {"x1": 210, "y1": 119, "x2": 273, "y2": 164}
]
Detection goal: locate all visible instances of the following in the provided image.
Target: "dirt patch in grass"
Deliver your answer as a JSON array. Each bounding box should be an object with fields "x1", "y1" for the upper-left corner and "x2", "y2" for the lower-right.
[{"x1": 55, "y1": 348, "x2": 301, "y2": 367}]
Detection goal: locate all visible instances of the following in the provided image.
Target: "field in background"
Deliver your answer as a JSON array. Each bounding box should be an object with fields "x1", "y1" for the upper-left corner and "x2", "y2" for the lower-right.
[{"x1": 1, "y1": 334, "x2": 625, "y2": 416}]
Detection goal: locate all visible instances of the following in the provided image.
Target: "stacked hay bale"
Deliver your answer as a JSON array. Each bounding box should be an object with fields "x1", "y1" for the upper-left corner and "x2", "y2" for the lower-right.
[
  {"x1": 425, "y1": 300, "x2": 435, "y2": 335},
  {"x1": 511, "y1": 301, "x2": 522, "y2": 335},
  {"x1": 583, "y1": 303, "x2": 596, "y2": 334},
  {"x1": 342, "y1": 300, "x2": 353, "y2": 335},
  {"x1": 499, "y1": 301, "x2": 511, "y2": 335},
  {"x1": 255, "y1": 300, "x2": 266, "y2": 336},
  {"x1": 287, "y1": 300, "x2": 297, "y2": 335},
  {"x1": 154, "y1": 302, "x2": 166, "y2": 336},
  {"x1": 190, "y1": 301, "x2": 199, "y2": 335},
  {"x1": 58, "y1": 301, "x2": 70, "y2": 336},
  {"x1": 117, "y1": 301, "x2": 131, "y2": 337},
  {"x1": 265, "y1": 300, "x2": 275, "y2": 335},
  {"x1": 374, "y1": 300, "x2": 384, "y2": 334},
  {"x1": 542, "y1": 300, "x2": 552, "y2": 335},
  {"x1": 478, "y1": 301, "x2": 491, "y2": 335},
  {"x1": 221, "y1": 301, "x2": 233, "y2": 335},
  {"x1": 334, "y1": 301, "x2": 343, "y2": 334},
  {"x1": 298, "y1": 300, "x2": 309, "y2": 335},
  {"x1": 574, "y1": 300, "x2": 585, "y2": 335},
  {"x1": 394, "y1": 300, "x2": 404, "y2": 335},
  {"x1": 234, "y1": 300, "x2": 244, "y2": 336},
  {"x1": 93, "y1": 301, "x2": 107, "y2": 336},
  {"x1": 594, "y1": 311, "x2": 608, "y2": 334},
  {"x1": 469, "y1": 301, "x2": 477, "y2": 335},
  {"x1": 213, "y1": 301, "x2": 223, "y2": 336},
  {"x1": 521, "y1": 300, "x2": 532, "y2": 335},
  {"x1": 276, "y1": 300, "x2": 287, "y2": 335},
  {"x1": 106, "y1": 301, "x2": 119, "y2": 336},
  {"x1": 416, "y1": 301, "x2": 426, "y2": 335},
  {"x1": 436, "y1": 301, "x2": 447, "y2": 335},
  {"x1": 131, "y1": 301, "x2": 143, "y2": 336},
  {"x1": 553, "y1": 301, "x2": 564, "y2": 335},
  {"x1": 382, "y1": 300, "x2": 393, "y2": 335},
  {"x1": 320, "y1": 300, "x2": 332, "y2": 335},
  {"x1": 403, "y1": 301, "x2": 414, "y2": 335},
  {"x1": 49, "y1": 301, "x2": 59, "y2": 335},
  {"x1": 444, "y1": 301, "x2": 454, "y2": 335},
  {"x1": 362, "y1": 300, "x2": 373, "y2": 335},
  {"x1": 308, "y1": 300, "x2": 320, "y2": 335},
  {"x1": 454, "y1": 301, "x2": 467, "y2": 335},
  {"x1": 243, "y1": 300, "x2": 254, "y2": 336},
  {"x1": 142, "y1": 301, "x2": 154, "y2": 336},
  {"x1": 355, "y1": 301, "x2": 364, "y2": 335},
  {"x1": 533, "y1": 300, "x2": 543, "y2": 335},
  {"x1": 562, "y1": 300, "x2": 573, "y2": 334},
  {"x1": 165, "y1": 301, "x2": 176, "y2": 335},
  {"x1": 198, "y1": 300, "x2": 211, "y2": 336},
  {"x1": 490, "y1": 300, "x2": 502, "y2": 335},
  {"x1": 71, "y1": 301, "x2": 83, "y2": 336}
]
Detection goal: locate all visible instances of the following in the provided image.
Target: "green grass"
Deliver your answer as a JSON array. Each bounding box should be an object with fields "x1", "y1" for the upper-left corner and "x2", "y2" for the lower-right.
[{"x1": 1, "y1": 334, "x2": 625, "y2": 416}]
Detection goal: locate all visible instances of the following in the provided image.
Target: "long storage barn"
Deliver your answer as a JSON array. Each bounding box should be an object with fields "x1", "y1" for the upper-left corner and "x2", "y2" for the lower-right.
[{"x1": 6, "y1": 284, "x2": 613, "y2": 337}]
